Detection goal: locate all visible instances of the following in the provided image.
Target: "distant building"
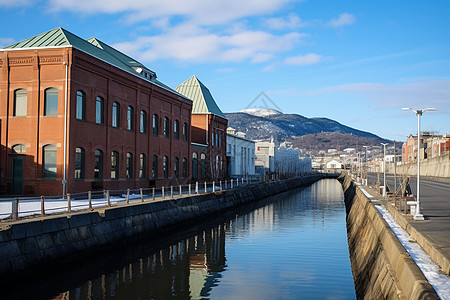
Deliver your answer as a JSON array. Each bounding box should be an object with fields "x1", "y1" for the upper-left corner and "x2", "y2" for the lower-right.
[
  {"x1": 402, "y1": 133, "x2": 450, "y2": 163},
  {"x1": 226, "y1": 128, "x2": 255, "y2": 178},
  {"x1": 255, "y1": 138, "x2": 275, "y2": 175},
  {"x1": 176, "y1": 76, "x2": 228, "y2": 181},
  {"x1": 275, "y1": 145, "x2": 311, "y2": 176},
  {"x1": 326, "y1": 159, "x2": 342, "y2": 170}
]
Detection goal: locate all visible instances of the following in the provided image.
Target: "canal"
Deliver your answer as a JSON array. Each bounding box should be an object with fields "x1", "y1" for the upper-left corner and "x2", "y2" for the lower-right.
[{"x1": 6, "y1": 179, "x2": 356, "y2": 299}]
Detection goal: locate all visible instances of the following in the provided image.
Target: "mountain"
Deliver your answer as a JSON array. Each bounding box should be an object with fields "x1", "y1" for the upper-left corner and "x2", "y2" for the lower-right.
[{"x1": 224, "y1": 109, "x2": 390, "y2": 150}]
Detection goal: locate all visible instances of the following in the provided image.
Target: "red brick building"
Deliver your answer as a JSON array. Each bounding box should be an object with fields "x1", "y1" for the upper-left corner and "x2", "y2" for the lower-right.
[
  {"x1": 0, "y1": 28, "x2": 192, "y2": 196},
  {"x1": 176, "y1": 76, "x2": 228, "y2": 181}
]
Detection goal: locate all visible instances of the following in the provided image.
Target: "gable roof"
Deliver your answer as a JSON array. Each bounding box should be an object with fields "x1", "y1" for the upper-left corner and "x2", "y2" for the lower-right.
[
  {"x1": 175, "y1": 76, "x2": 225, "y2": 118},
  {"x1": 3, "y1": 27, "x2": 178, "y2": 94}
]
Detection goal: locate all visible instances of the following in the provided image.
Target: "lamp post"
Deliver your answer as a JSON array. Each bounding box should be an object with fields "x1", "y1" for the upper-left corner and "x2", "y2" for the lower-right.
[
  {"x1": 381, "y1": 143, "x2": 389, "y2": 197},
  {"x1": 402, "y1": 107, "x2": 436, "y2": 220},
  {"x1": 363, "y1": 146, "x2": 369, "y2": 186}
]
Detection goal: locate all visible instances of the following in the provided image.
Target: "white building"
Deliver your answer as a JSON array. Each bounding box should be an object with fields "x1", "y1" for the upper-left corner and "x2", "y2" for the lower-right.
[
  {"x1": 275, "y1": 145, "x2": 312, "y2": 176},
  {"x1": 255, "y1": 138, "x2": 275, "y2": 175},
  {"x1": 226, "y1": 128, "x2": 256, "y2": 178},
  {"x1": 326, "y1": 159, "x2": 342, "y2": 170}
]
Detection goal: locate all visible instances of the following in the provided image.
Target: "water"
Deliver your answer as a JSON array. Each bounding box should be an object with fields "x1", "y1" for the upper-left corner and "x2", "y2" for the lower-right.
[{"x1": 7, "y1": 179, "x2": 356, "y2": 299}]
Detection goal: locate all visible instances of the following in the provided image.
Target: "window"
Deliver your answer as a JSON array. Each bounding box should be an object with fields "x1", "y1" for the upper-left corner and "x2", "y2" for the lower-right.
[
  {"x1": 127, "y1": 106, "x2": 134, "y2": 131},
  {"x1": 174, "y1": 120, "x2": 179, "y2": 140},
  {"x1": 76, "y1": 90, "x2": 85, "y2": 120},
  {"x1": 183, "y1": 158, "x2": 187, "y2": 178},
  {"x1": 12, "y1": 144, "x2": 26, "y2": 153},
  {"x1": 96, "y1": 97, "x2": 104, "y2": 124},
  {"x1": 139, "y1": 154, "x2": 146, "y2": 179},
  {"x1": 43, "y1": 145, "x2": 57, "y2": 179},
  {"x1": 174, "y1": 157, "x2": 179, "y2": 178},
  {"x1": 153, "y1": 114, "x2": 158, "y2": 136},
  {"x1": 140, "y1": 110, "x2": 147, "y2": 133},
  {"x1": 111, "y1": 151, "x2": 119, "y2": 179},
  {"x1": 201, "y1": 153, "x2": 206, "y2": 178},
  {"x1": 13, "y1": 89, "x2": 27, "y2": 117},
  {"x1": 94, "y1": 150, "x2": 103, "y2": 180},
  {"x1": 163, "y1": 156, "x2": 169, "y2": 178},
  {"x1": 211, "y1": 131, "x2": 214, "y2": 146},
  {"x1": 75, "y1": 147, "x2": 85, "y2": 180},
  {"x1": 152, "y1": 155, "x2": 158, "y2": 179},
  {"x1": 112, "y1": 102, "x2": 120, "y2": 128},
  {"x1": 126, "y1": 153, "x2": 133, "y2": 179},
  {"x1": 44, "y1": 88, "x2": 58, "y2": 116},
  {"x1": 192, "y1": 152, "x2": 198, "y2": 179},
  {"x1": 219, "y1": 133, "x2": 222, "y2": 147},
  {"x1": 183, "y1": 123, "x2": 188, "y2": 142},
  {"x1": 164, "y1": 117, "x2": 169, "y2": 138}
]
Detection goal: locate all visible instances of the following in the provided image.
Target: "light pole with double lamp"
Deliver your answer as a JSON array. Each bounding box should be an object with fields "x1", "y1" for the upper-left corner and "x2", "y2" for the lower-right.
[{"x1": 402, "y1": 107, "x2": 436, "y2": 221}]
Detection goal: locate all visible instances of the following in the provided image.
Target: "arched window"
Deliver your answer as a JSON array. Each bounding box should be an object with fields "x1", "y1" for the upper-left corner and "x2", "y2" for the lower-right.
[
  {"x1": 127, "y1": 106, "x2": 134, "y2": 131},
  {"x1": 139, "y1": 154, "x2": 146, "y2": 179},
  {"x1": 201, "y1": 153, "x2": 206, "y2": 178},
  {"x1": 174, "y1": 157, "x2": 179, "y2": 178},
  {"x1": 111, "y1": 151, "x2": 119, "y2": 179},
  {"x1": 96, "y1": 96, "x2": 104, "y2": 124},
  {"x1": 192, "y1": 152, "x2": 198, "y2": 179},
  {"x1": 13, "y1": 89, "x2": 27, "y2": 117},
  {"x1": 12, "y1": 144, "x2": 26, "y2": 154},
  {"x1": 174, "y1": 120, "x2": 179, "y2": 140},
  {"x1": 76, "y1": 90, "x2": 85, "y2": 120},
  {"x1": 43, "y1": 145, "x2": 57, "y2": 179},
  {"x1": 152, "y1": 155, "x2": 158, "y2": 179},
  {"x1": 75, "y1": 147, "x2": 85, "y2": 180},
  {"x1": 183, "y1": 123, "x2": 188, "y2": 142},
  {"x1": 140, "y1": 110, "x2": 147, "y2": 133},
  {"x1": 163, "y1": 117, "x2": 169, "y2": 138},
  {"x1": 183, "y1": 158, "x2": 187, "y2": 178},
  {"x1": 126, "y1": 152, "x2": 133, "y2": 179},
  {"x1": 112, "y1": 102, "x2": 120, "y2": 128},
  {"x1": 163, "y1": 156, "x2": 169, "y2": 178},
  {"x1": 44, "y1": 88, "x2": 58, "y2": 116},
  {"x1": 153, "y1": 114, "x2": 158, "y2": 136},
  {"x1": 94, "y1": 150, "x2": 103, "y2": 180}
]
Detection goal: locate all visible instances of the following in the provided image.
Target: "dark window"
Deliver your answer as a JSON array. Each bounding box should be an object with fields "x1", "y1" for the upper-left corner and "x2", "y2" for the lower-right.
[
  {"x1": 163, "y1": 156, "x2": 169, "y2": 178},
  {"x1": 96, "y1": 97, "x2": 104, "y2": 124},
  {"x1": 112, "y1": 102, "x2": 120, "y2": 128},
  {"x1": 127, "y1": 106, "x2": 134, "y2": 131},
  {"x1": 76, "y1": 90, "x2": 85, "y2": 120},
  {"x1": 111, "y1": 151, "x2": 119, "y2": 179},
  {"x1": 43, "y1": 145, "x2": 57, "y2": 179},
  {"x1": 201, "y1": 153, "x2": 206, "y2": 178},
  {"x1": 94, "y1": 150, "x2": 103, "y2": 180},
  {"x1": 174, "y1": 157, "x2": 179, "y2": 178},
  {"x1": 12, "y1": 144, "x2": 26, "y2": 153},
  {"x1": 126, "y1": 152, "x2": 133, "y2": 179},
  {"x1": 13, "y1": 89, "x2": 27, "y2": 117},
  {"x1": 152, "y1": 155, "x2": 158, "y2": 179},
  {"x1": 192, "y1": 152, "x2": 198, "y2": 179},
  {"x1": 75, "y1": 147, "x2": 85, "y2": 180},
  {"x1": 44, "y1": 88, "x2": 58, "y2": 116},
  {"x1": 183, "y1": 158, "x2": 187, "y2": 178},
  {"x1": 183, "y1": 123, "x2": 188, "y2": 142},
  {"x1": 139, "y1": 154, "x2": 146, "y2": 179},
  {"x1": 164, "y1": 117, "x2": 169, "y2": 138},
  {"x1": 174, "y1": 120, "x2": 179, "y2": 140},
  {"x1": 140, "y1": 110, "x2": 147, "y2": 133},
  {"x1": 153, "y1": 114, "x2": 158, "y2": 136}
]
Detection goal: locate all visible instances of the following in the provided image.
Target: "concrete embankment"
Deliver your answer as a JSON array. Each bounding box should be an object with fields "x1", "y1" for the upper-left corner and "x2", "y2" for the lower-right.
[
  {"x1": 338, "y1": 174, "x2": 439, "y2": 299},
  {"x1": 388, "y1": 152, "x2": 450, "y2": 178},
  {"x1": 0, "y1": 174, "x2": 333, "y2": 282}
]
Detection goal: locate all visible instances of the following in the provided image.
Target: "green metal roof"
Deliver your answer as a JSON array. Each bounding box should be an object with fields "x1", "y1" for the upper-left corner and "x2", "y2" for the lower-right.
[
  {"x1": 175, "y1": 76, "x2": 226, "y2": 118},
  {"x1": 3, "y1": 27, "x2": 180, "y2": 95}
]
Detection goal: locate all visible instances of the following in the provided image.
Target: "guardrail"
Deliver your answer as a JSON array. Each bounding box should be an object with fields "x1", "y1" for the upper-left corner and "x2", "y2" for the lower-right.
[{"x1": 0, "y1": 177, "x2": 263, "y2": 222}]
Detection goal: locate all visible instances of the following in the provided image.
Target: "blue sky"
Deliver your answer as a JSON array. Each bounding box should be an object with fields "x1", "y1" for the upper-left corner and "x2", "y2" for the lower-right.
[{"x1": 1, "y1": 0, "x2": 449, "y2": 141}]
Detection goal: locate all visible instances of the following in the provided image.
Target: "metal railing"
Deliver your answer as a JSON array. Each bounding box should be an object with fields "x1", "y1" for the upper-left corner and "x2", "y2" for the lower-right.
[{"x1": 0, "y1": 177, "x2": 263, "y2": 221}]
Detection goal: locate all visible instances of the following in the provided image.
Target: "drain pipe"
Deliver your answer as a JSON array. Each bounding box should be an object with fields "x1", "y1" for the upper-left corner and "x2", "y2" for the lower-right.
[{"x1": 62, "y1": 61, "x2": 68, "y2": 197}]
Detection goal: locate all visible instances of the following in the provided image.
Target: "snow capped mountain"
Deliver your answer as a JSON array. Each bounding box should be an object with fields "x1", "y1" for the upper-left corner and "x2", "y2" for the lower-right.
[{"x1": 240, "y1": 108, "x2": 282, "y2": 117}]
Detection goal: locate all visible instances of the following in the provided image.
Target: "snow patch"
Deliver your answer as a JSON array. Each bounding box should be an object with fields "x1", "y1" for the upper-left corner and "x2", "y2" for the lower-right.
[{"x1": 241, "y1": 108, "x2": 282, "y2": 117}]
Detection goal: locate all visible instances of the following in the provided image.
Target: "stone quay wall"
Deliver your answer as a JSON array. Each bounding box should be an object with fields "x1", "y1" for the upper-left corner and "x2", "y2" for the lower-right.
[
  {"x1": 338, "y1": 174, "x2": 439, "y2": 300},
  {"x1": 388, "y1": 153, "x2": 450, "y2": 178},
  {"x1": 0, "y1": 174, "x2": 334, "y2": 281}
]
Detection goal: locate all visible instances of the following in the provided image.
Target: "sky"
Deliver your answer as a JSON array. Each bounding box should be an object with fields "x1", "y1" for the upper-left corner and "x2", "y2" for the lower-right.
[{"x1": 1, "y1": 0, "x2": 449, "y2": 141}]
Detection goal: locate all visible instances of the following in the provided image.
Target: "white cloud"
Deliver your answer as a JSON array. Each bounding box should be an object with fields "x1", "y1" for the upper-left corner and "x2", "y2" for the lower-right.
[
  {"x1": 0, "y1": 0, "x2": 33, "y2": 7},
  {"x1": 326, "y1": 13, "x2": 355, "y2": 28},
  {"x1": 0, "y1": 38, "x2": 15, "y2": 48},
  {"x1": 265, "y1": 14, "x2": 311, "y2": 30},
  {"x1": 284, "y1": 53, "x2": 322, "y2": 66}
]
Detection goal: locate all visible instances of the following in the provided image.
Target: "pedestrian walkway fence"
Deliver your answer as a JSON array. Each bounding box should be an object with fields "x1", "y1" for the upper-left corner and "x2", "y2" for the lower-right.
[{"x1": 0, "y1": 177, "x2": 263, "y2": 221}]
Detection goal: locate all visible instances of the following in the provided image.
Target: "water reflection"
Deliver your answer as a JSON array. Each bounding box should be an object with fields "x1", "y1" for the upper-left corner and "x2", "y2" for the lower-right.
[{"x1": 8, "y1": 179, "x2": 355, "y2": 299}]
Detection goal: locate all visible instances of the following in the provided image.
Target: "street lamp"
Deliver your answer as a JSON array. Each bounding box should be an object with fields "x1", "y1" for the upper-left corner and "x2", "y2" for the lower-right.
[
  {"x1": 402, "y1": 107, "x2": 437, "y2": 221},
  {"x1": 381, "y1": 143, "x2": 389, "y2": 197},
  {"x1": 363, "y1": 146, "x2": 369, "y2": 186}
]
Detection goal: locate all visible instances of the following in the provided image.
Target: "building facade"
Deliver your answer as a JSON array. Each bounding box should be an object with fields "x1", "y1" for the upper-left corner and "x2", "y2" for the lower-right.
[
  {"x1": 0, "y1": 28, "x2": 192, "y2": 196},
  {"x1": 226, "y1": 128, "x2": 255, "y2": 178},
  {"x1": 176, "y1": 76, "x2": 228, "y2": 181},
  {"x1": 402, "y1": 133, "x2": 450, "y2": 163},
  {"x1": 255, "y1": 138, "x2": 275, "y2": 176}
]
